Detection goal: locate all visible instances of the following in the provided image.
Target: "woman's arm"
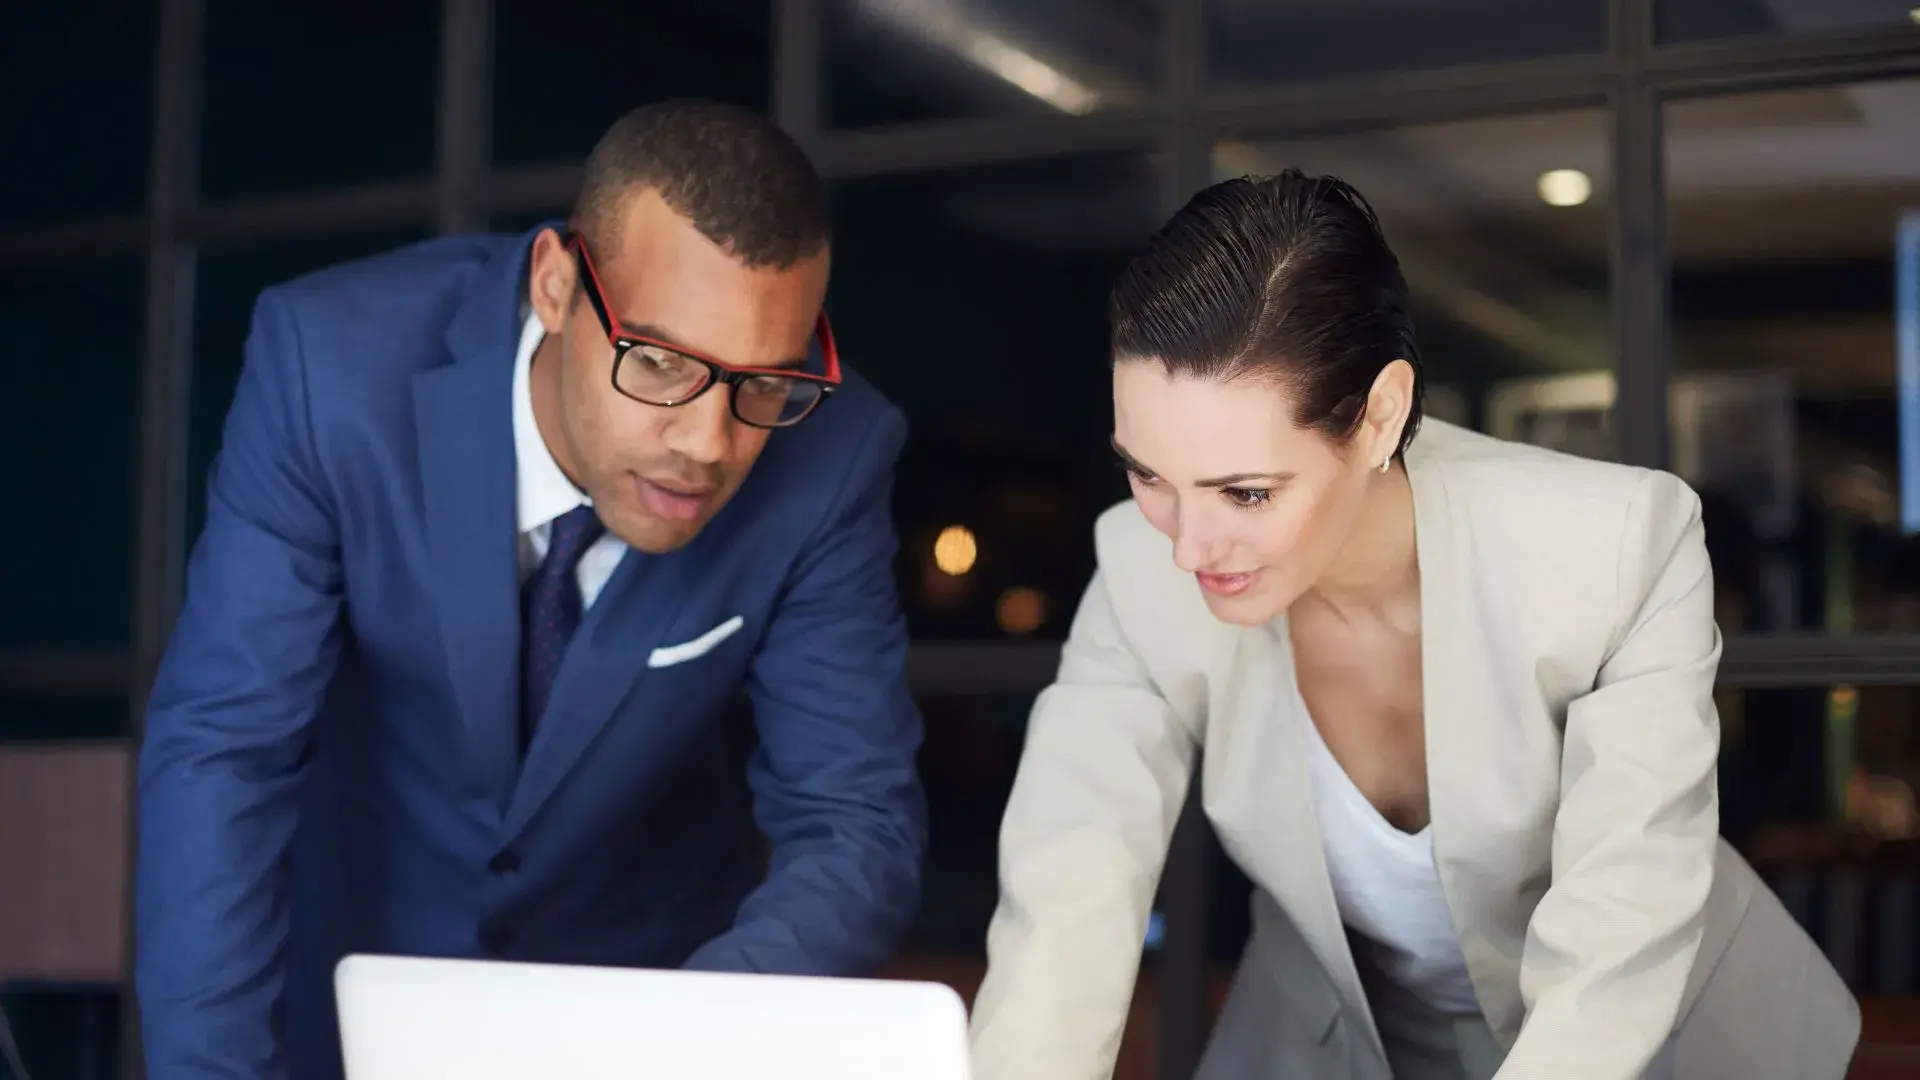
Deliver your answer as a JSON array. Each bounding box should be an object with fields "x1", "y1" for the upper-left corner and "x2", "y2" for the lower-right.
[
  {"x1": 969, "y1": 570, "x2": 1201, "y2": 1080},
  {"x1": 1499, "y1": 470, "x2": 1723, "y2": 1079}
]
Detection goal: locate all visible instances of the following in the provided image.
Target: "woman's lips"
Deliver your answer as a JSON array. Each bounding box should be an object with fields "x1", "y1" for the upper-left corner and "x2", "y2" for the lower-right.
[{"x1": 1195, "y1": 569, "x2": 1261, "y2": 597}]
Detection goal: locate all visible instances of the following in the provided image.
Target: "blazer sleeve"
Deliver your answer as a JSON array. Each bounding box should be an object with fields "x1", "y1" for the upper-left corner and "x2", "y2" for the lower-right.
[
  {"x1": 680, "y1": 408, "x2": 927, "y2": 977},
  {"x1": 1499, "y1": 470, "x2": 1723, "y2": 1079},
  {"x1": 136, "y1": 291, "x2": 345, "y2": 1080},
  {"x1": 969, "y1": 569, "x2": 1201, "y2": 1080}
]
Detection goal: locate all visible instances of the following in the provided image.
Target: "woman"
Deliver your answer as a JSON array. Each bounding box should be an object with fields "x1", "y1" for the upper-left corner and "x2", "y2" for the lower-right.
[{"x1": 967, "y1": 172, "x2": 1857, "y2": 1080}]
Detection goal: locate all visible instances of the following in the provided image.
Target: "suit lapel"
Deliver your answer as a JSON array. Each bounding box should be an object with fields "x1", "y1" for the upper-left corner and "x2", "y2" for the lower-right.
[
  {"x1": 414, "y1": 234, "x2": 539, "y2": 808},
  {"x1": 504, "y1": 536, "x2": 707, "y2": 837},
  {"x1": 414, "y1": 352, "x2": 521, "y2": 806},
  {"x1": 1405, "y1": 435, "x2": 1523, "y2": 1040},
  {"x1": 1206, "y1": 624, "x2": 1382, "y2": 1059}
]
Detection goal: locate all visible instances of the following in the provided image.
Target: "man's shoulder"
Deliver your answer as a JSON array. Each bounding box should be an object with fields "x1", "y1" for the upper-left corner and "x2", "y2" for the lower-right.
[{"x1": 262, "y1": 233, "x2": 514, "y2": 344}]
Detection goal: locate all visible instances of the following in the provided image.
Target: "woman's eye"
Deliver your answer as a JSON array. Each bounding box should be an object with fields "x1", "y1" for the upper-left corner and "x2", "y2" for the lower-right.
[
  {"x1": 1222, "y1": 486, "x2": 1271, "y2": 509},
  {"x1": 1124, "y1": 465, "x2": 1159, "y2": 486}
]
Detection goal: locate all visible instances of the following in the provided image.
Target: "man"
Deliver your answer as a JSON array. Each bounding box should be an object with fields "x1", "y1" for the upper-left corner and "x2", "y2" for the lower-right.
[{"x1": 136, "y1": 100, "x2": 927, "y2": 1080}]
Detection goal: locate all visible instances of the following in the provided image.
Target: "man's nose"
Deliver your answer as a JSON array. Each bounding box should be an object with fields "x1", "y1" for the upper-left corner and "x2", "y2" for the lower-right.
[{"x1": 659, "y1": 388, "x2": 735, "y2": 466}]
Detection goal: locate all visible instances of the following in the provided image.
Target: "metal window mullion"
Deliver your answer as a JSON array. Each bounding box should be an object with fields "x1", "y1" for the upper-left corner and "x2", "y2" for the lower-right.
[
  {"x1": 1157, "y1": 3, "x2": 1213, "y2": 1078},
  {"x1": 0, "y1": 218, "x2": 148, "y2": 267},
  {"x1": 1609, "y1": 0, "x2": 1668, "y2": 470},
  {"x1": 435, "y1": 0, "x2": 494, "y2": 235},
  {"x1": 773, "y1": 0, "x2": 824, "y2": 149},
  {"x1": 125, "y1": 0, "x2": 205, "y2": 1074},
  {"x1": 1647, "y1": 24, "x2": 1920, "y2": 94}
]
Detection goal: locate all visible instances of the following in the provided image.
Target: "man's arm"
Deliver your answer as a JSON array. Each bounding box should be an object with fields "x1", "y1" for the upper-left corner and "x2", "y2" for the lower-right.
[
  {"x1": 136, "y1": 291, "x2": 345, "y2": 1079},
  {"x1": 681, "y1": 410, "x2": 927, "y2": 976}
]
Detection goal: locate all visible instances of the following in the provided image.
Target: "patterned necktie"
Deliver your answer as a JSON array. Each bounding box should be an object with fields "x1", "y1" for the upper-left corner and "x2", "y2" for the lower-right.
[{"x1": 521, "y1": 504, "x2": 606, "y2": 755}]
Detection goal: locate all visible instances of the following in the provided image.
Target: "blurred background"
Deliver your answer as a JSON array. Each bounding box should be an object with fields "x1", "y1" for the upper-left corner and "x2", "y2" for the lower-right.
[{"x1": 4, "y1": 1, "x2": 1920, "y2": 1078}]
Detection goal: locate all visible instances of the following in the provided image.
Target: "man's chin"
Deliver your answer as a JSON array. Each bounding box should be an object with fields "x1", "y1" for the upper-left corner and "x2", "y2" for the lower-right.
[{"x1": 616, "y1": 519, "x2": 706, "y2": 555}]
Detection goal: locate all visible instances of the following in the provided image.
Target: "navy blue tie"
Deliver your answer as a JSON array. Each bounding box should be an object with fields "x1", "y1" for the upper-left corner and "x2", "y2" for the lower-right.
[{"x1": 521, "y1": 504, "x2": 606, "y2": 755}]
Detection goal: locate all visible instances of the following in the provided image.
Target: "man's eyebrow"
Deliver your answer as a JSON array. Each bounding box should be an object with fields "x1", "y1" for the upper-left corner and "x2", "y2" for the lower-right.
[
  {"x1": 625, "y1": 323, "x2": 809, "y2": 370},
  {"x1": 1109, "y1": 437, "x2": 1294, "y2": 487}
]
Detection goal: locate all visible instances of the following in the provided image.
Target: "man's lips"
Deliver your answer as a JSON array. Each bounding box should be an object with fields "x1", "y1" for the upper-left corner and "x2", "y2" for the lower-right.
[{"x1": 632, "y1": 475, "x2": 716, "y2": 521}]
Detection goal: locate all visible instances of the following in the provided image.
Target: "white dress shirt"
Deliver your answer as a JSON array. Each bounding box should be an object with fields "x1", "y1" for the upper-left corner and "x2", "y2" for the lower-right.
[{"x1": 511, "y1": 311, "x2": 627, "y2": 606}]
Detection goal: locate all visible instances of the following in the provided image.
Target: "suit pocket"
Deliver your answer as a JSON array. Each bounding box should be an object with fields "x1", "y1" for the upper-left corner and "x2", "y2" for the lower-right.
[{"x1": 648, "y1": 615, "x2": 746, "y2": 669}]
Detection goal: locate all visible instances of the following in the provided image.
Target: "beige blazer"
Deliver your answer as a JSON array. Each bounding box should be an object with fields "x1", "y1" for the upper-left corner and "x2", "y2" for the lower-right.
[{"x1": 969, "y1": 420, "x2": 1857, "y2": 1080}]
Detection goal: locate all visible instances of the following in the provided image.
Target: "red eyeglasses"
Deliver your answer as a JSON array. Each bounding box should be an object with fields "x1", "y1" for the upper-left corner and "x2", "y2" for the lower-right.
[{"x1": 568, "y1": 232, "x2": 841, "y2": 429}]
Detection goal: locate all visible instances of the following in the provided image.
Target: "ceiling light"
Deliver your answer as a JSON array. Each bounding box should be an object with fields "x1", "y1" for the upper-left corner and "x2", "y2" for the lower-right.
[
  {"x1": 933, "y1": 525, "x2": 977, "y2": 576},
  {"x1": 1537, "y1": 169, "x2": 1592, "y2": 208}
]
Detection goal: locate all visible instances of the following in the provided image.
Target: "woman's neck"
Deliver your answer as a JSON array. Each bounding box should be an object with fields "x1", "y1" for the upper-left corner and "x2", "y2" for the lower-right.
[{"x1": 1299, "y1": 463, "x2": 1421, "y2": 633}]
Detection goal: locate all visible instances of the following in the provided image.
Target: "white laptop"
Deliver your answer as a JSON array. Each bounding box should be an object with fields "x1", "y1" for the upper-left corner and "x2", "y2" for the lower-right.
[{"x1": 335, "y1": 953, "x2": 972, "y2": 1080}]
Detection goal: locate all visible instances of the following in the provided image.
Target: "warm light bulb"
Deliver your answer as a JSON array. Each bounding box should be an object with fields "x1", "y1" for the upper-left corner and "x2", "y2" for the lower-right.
[
  {"x1": 932, "y1": 525, "x2": 977, "y2": 576},
  {"x1": 995, "y1": 586, "x2": 1048, "y2": 635},
  {"x1": 1537, "y1": 168, "x2": 1592, "y2": 208}
]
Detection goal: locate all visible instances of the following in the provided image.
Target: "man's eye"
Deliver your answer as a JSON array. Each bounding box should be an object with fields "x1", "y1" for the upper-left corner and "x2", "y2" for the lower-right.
[
  {"x1": 634, "y1": 346, "x2": 683, "y2": 372},
  {"x1": 739, "y1": 376, "x2": 791, "y2": 398}
]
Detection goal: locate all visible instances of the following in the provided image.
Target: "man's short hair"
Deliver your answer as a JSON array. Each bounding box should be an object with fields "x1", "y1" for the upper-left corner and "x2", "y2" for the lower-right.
[{"x1": 571, "y1": 99, "x2": 830, "y2": 270}]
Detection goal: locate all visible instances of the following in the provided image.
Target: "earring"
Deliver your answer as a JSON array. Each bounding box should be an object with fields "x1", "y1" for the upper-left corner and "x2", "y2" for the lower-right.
[{"x1": 1377, "y1": 457, "x2": 1391, "y2": 474}]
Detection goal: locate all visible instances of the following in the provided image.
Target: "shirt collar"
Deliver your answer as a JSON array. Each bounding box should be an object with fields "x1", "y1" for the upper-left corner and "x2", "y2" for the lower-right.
[{"x1": 512, "y1": 309, "x2": 591, "y2": 535}]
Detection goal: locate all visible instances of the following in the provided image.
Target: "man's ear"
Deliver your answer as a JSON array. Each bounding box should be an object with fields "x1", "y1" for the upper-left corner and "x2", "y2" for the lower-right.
[{"x1": 527, "y1": 228, "x2": 575, "y2": 335}]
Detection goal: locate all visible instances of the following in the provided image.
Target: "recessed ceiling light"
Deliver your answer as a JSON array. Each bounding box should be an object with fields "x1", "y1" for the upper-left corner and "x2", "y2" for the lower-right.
[{"x1": 1537, "y1": 169, "x2": 1592, "y2": 208}]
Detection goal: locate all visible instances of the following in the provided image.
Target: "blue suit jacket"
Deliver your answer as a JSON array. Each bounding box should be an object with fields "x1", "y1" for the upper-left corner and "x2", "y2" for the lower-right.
[{"x1": 135, "y1": 230, "x2": 928, "y2": 1080}]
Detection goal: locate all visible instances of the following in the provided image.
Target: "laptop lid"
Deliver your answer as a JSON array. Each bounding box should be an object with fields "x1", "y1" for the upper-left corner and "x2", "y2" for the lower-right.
[{"x1": 335, "y1": 954, "x2": 971, "y2": 1080}]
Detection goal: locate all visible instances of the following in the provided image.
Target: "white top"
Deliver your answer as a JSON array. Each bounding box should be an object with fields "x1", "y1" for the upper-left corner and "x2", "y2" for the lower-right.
[
  {"x1": 1297, "y1": 683, "x2": 1481, "y2": 1015},
  {"x1": 510, "y1": 309, "x2": 627, "y2": 604}
]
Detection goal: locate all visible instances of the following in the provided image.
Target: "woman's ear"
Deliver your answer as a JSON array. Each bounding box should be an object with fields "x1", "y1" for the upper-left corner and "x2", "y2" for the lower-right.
[{"x1": 1363, "y1": 359, "x2": 1416, "y2": 462}]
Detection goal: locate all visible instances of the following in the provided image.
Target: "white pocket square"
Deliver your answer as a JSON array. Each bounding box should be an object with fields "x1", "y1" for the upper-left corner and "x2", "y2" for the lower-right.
[{"x1": 647, "y1": 615, "x2": 746, "y2": 669}]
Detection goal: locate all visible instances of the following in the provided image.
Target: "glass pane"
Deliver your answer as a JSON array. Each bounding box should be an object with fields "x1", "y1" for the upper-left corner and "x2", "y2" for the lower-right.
[
  {"x1": 0, "y1": 987, "x2": 121, "y2": 1079},
  {"x1": 0, "y1": 696, "x2": 131, "y2": 743},
  {"x1": 823, "y1": 0, "x2": 1163, "y2": 128},
  {"x1": 200, "y1": 1, "x2": 439, "y2": 200},
  {"x1": 189, "y1": 230, "x2": 437, "y2": 549},
  {"x1": 0, "y1": 262, "x2": 142, "y2": 650},
  {"x1": 1214, "y1": 109, "x2": 1615, "y2": 459},
  {"x1": 1723, "y1": 685, "x2": 1920, "y2": 993},
  {"x1": 0, "y1": 0, "x2": 154, "y2": 226},
  {"x1": 1666, "y1": 80, "x2": 1920, "y2": 634},
  {"x1": 488, "y1": 208, "x2": 567, "y2": 236},
  {"x1": 828, "y1": 152, "x2": 1161, "y2": 640},
  {"x1": 492, "y1": 0, "x2": 773, "y2": 167},
  {"x1": 1659, "y1": 0, "x2": 1920, "y2": 45},
  {"x1": 903, "y1": 691, "x2": 1032, "y2": 956},
  {"x1": 1207, "y1": 0, "x2": 1605, "y2": 90}
]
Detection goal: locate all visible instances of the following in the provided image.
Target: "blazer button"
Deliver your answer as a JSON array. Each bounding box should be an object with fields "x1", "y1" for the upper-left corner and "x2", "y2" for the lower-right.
[
  {"x1": 478, "y1": 922, "x2": 515, "y2": 955},
  {"x1": 487, "y1": 849, "x2": 521, "y2": 875}
]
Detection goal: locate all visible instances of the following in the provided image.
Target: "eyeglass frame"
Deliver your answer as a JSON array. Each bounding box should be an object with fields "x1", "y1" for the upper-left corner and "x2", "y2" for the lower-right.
[{"x1": 565, "y1": 231, "x2": 842, "y2": 429}]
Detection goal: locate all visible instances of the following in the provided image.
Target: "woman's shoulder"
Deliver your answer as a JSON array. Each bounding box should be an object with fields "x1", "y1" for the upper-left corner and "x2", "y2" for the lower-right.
[
  {"x1": 1414, "y1": 421, "x2": 1707, "y2": 634},
  {"x1": 1413, "y1": 419, "x2": 1699, "y2": 535}
]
